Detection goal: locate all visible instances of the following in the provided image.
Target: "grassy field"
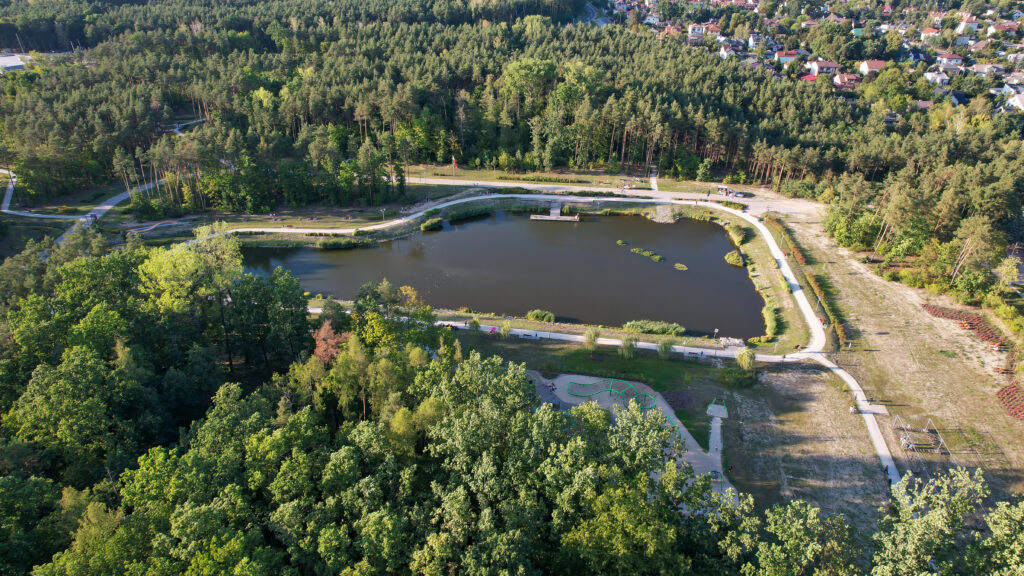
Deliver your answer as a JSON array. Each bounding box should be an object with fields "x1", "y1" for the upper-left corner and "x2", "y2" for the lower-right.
[
  {"x1": 105, "y1": 183, "x2": 468, "y2": 243},
  {"x1": 784, "y1": 212, "x2": 1024, "y2": 501},
  {"x1": 0, "y1": 215, "x2": 71, "y2": 258},
  {"x1": 455, "y1": 329, "x2": 883, "y2": 547},
  {"x1": 13, "y1": 181, "x2": 124, "y2": 215},
  {"x1": 408, "y1": 165, "x2": 653, "y2": 190}
]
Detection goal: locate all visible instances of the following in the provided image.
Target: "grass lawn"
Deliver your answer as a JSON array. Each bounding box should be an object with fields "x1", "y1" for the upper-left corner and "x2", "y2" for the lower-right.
[
  {"x1": 15, "y1": 181, "x2": 124, "y2": 215},
  {"x1": 0, "y1": 215, "x2": 71, "y2": 258},
  {"x1": 408, "y1": 165, "x2": 653, "y2": 190}
]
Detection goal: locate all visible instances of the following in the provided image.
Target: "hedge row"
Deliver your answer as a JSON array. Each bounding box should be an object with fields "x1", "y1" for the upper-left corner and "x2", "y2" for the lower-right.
[{"x1": 765, "y1": 216, "x2": 847, "y2": 345}]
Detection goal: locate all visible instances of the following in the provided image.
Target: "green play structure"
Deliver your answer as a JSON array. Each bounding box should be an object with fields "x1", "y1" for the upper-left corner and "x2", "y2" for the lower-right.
[{"x1": 566, "y1": 378, "x2": 657, "y2": 411}]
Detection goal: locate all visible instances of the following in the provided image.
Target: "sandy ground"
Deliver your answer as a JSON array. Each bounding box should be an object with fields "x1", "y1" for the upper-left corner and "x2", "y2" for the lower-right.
[
  {"x1": 736, "y1": 367, "x2": 885, "y2": 537},
  {"x1": 786, "y1": 213, "x2": 1024, "y2": 496},
  {"x1": 537, "y1": 372, "x2": 735, "y2": 493}
]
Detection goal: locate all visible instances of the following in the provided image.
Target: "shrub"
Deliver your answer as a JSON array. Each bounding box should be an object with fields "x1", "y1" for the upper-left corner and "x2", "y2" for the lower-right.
[
  {"x1": 584, "y1": 328, "x2": 600, "y2": 352},
  {"x1": 619, "y1": 335, "x2": 637, "y2": 359},
  {"x1": 420, "y1": 217, "x2": 443, "y2": 231},
  {"x1": 446, "y1": 205, "x2": 493, "y2": 223},
  {"x1": 423, "y1": 209, "x2": 440, "y2": 217},
  {"x1": 736, "y1": 347, "x2": 756, "y2": 371},
  {"x1": 725, "y1": 250, "x2": 744, "y2": 267},
  {"x1": 762, "y1": 306, "x2": 778, "y2": 338},
  {"x1": 727, "y1": 224, "x2": 746, "y2": 246},
  {"x1": 623, "y1": 320, "x2": 686, "y2": 337},
  {"x1": 468, "y1": 317, "x2": 480, "y2": 331},
  {"x1": 353, "y1": 228, "x2": 372, "y2": 236},
  {"x1": 317, "y1": 237, "x2": 364, "y2": 250},
  {"x1": 526, "y1": 309, "x2": 555, "y2": 323},
  {"x1": 657, "y1": 339, "x2": 675, "y2": 360},
  {"x1": 500, "y1": 321, "x2": 512, "y2": 339}
]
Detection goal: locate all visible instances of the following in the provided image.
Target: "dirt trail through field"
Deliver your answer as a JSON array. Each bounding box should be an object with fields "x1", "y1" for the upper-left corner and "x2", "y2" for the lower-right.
[{"x1": 786, "y1": 213, "x2": 1024, "y2": 495}]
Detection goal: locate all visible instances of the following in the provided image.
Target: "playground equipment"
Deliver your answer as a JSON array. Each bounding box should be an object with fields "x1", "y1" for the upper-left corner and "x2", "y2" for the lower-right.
[{"x1": 566, "y1": 378, "x2": 657, "y2": 411}]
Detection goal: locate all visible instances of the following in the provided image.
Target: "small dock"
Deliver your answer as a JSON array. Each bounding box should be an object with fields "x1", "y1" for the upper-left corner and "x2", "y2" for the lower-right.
[{"x1": 530, "y1": 201, "x2": 580, "y2": 222}]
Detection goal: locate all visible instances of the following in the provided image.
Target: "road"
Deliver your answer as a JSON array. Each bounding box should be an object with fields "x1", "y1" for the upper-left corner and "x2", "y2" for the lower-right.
[{"x1": 2, "y1": 167, "x2": 900, "y2": 485}]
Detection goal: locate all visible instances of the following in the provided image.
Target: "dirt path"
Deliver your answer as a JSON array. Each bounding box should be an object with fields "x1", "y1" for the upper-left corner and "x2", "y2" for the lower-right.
[{"x1": 787, "y1": 213, "x2": 1024, "y2": 496}]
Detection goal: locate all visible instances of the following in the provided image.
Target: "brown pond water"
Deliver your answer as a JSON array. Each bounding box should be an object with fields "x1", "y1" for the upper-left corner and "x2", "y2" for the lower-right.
[{"x1": 242, "y1": 211, "x2": 764, "y2": 339}]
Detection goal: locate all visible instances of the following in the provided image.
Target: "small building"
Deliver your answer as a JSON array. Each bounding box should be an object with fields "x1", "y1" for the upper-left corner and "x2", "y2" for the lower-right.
[
  {"x1": 936, "y1": 52, "x2": 964, "y2": 66},
  {"x1": 833, "y1": 73, "x2": 861, "y2": 89},
  {"x1": 956, "y1": 15, "x2": 980, "y2": 35},
  {"x1": 924, "y1": 71, "x2": 950, "y2": 85},
  {"x1": 859, "y1": 59, "x2": 887, "y2": 75},
  {"x1": 775, "y1": 49, "x2": 800, "y2": 64},
  {"x1": 719, "y1": 45, "x2": 737, "y2": 59},
  {"x1": 921, "y1": 27, "x2": 941, "y2": 40},
  {"x1": 970, "y1": 63, "x2": 1004, "y2": 76},
  {"x1": 988, "y1": 22, "x2": 1020, "y2": 37},
  {"x1": 1007, "y1": 93, "x2": 1024, "y2": 112},
  {"x1": 805, "y1": 60, "x2": 840, "y2": 76}
]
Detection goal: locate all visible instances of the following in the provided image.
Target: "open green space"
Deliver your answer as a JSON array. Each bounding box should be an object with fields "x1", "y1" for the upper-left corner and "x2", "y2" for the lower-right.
[{"x1": 0, "y1": 215, "x2": 71, "y2": 258}]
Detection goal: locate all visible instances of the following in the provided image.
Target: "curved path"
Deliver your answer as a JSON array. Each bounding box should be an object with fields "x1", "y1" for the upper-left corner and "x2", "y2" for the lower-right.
[
  {"x1": 290, "y1": 192, "x2": 898, "y2": 485},
  {"x1": 2, "y1": 167, "x2": 899, "y2": 485},
  {"x1": 2, "y1": 168, "x2": 158, "y2": 243}
]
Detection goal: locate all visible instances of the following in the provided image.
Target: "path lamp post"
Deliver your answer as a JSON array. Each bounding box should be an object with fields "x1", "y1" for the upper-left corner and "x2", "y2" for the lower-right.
[
  {"x1": 380, "y1": 208, "x2": 386, "y2": 221},
  {"x1": 714, "y1": 328, "x2": 719, "y2": 341}
]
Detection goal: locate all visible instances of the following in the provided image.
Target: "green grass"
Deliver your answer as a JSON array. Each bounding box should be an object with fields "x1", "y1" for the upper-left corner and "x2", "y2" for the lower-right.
[
  {"x1": 0, "y1": 215, "x2": 71, "y2": 258},
  {"x1": 409, "y1": 165, "x2": 652, "y2": 189}
]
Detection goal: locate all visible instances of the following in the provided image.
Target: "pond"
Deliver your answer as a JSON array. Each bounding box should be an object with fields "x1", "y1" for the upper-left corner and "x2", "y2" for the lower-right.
[{"x1": 243, "y1": 211, "x2": 765, "y2": 339}]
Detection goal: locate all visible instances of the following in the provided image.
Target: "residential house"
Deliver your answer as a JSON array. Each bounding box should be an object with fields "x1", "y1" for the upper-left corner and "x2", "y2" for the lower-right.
[
  {"x1": 939, "y1": 64, "x2": 964, "y2": 77},
  {"x1": 969, "y1": 63, "x2": 1004, "y2": 76},
  {"x1": 705, "y1": 23, "x2": 721, "y2": 38},
  {"x1": 661, "y1": 25, "x2": 683, "y2": 36},
  {"x1": 1007, "y1": 93, "x2": 1024, "y2": 112},
  {"x1": 970, "y1": 39, "x2": 992, "y2": 52},
  {"x1": 956, "y1": 15, "x2": 980, "y2": 35},
  {"x1": 936, "y1": 52, "x2": 964, "y2": 66},
  {"x1": 1000, "y1": 83, "x2": 1024, "y2": 96},
  {"x1": 775, "y1": 49, "x2": 799, "y2": 64},
  {"x1": 805, "y1": 60, "x2": 840, "y2": 76},
  {"x1": 859, "y1": 59, "x2": 887, "y2": 75},
  {"x1": 989, "y1": 22, "x2": 1019, "y2": 37},
  {"x1": 921, "y1": 27, "x2": 941, "y2": 41},
  {"x1": 923, "y1": 71, "x2": 950, "y2": 85},
  {"x1": 798, "y1": 74, "x2": 818, "y2": 82},
  {"x1": 719, "y1": 45, "x2": 737, "y2": 59},
  {"x1": 833, "y1": 73, "x2": 861, "y2": 89},
  {"x1": 748, "y1": 33, "x2": 762, "y2": 50}
]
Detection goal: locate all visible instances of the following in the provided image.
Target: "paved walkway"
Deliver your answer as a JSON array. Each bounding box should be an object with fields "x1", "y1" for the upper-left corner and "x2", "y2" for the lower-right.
[
  {"x1": 1, "y1": 166, "x2": 900, "y2": 486},
  {"x1": 2, "y1": 168, "x2": 158, "y2": 242}
]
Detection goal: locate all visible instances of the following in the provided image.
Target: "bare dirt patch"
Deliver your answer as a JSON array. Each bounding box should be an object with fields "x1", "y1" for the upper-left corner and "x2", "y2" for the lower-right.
[
  {"x1": 723, "y1": 365, "x2": 884, "y2": 541},
  {"x1": 785, "y1": 212, "x2": 1024, "y2": 499}
]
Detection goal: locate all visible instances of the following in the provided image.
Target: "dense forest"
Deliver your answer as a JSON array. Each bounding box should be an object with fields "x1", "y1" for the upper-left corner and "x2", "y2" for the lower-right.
[
  {"x1": 3, "y1": 1, "x2": 1024, "y2": 571},
  {"x1": 2, "y1": 0, "x2": 1023, "y2": 303},
  {"x1": 0, "y1": 226, "x2": 1021, "y2": 575}
]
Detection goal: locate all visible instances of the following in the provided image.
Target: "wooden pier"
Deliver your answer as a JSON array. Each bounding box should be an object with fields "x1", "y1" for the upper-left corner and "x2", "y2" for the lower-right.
[{"x1": 530, "y1": 201, "x2": 580, "y2": 222}]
